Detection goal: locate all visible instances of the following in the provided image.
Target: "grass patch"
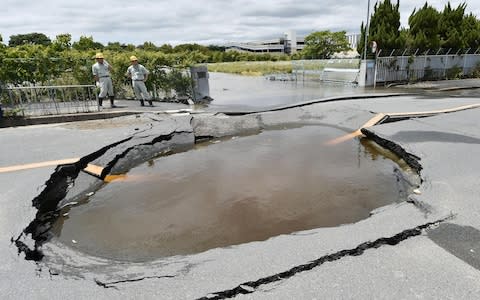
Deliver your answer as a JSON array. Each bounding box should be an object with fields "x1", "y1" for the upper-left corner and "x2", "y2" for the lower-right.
[{"x1": 207, "y1": 61, "x2": 292, "y2": 76}]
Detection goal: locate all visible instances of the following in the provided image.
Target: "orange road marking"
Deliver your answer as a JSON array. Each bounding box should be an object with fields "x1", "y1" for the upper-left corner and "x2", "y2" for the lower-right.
[{"x1": 104, "y1": 174, "x2": 127, "y2": 182}]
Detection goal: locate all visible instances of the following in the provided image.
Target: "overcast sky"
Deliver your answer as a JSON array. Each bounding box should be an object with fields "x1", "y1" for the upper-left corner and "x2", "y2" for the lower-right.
[{"x1": 1, "y1": 0, "x2": 479, "y2": 46}]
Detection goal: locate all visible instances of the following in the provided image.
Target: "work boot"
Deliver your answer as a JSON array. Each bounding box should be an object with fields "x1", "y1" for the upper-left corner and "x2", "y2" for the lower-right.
[
  {"x1": 98, "y1": 97, "x2": 104, "y2": 107},
  {"x1": 140, "y1": 99, "x2": 145, "y2": 106},
  {"x1": 109, "y1": 96, "x2": 116, "y2": 108}
]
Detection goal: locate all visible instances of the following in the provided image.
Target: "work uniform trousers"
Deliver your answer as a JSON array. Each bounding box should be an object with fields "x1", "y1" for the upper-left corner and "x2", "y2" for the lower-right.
[
  {"x1": 132, "y1": 80, "x2": 151, "y2": 101},
  {"x1": 98, "y1": 76, "x2": 114, "y2": 98}
]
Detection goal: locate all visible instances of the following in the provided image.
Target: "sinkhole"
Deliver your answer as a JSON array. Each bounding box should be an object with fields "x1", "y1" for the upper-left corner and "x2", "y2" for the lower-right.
[{"x1": 51, "y1": 125, "x2": 417, "y2": 262}]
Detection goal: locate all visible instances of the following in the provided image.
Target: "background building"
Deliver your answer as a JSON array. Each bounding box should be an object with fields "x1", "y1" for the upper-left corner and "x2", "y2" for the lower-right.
[{"x1": 226, "y1": 31, "x2": 360, "y2": 55}]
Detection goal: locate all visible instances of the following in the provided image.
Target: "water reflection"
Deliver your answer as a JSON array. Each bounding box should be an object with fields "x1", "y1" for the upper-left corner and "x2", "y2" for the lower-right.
[
  {"x1": 52, "y1": 126, "x2": 414, "y2": 262},
  {"x1": 208, "y1": 72, "x2": 383, "y2": 110}
]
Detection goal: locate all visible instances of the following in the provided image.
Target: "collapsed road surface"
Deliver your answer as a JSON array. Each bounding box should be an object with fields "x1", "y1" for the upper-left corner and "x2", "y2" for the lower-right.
[{"x1": 1, "y1": 94, "x2": 480, "y2": 299}]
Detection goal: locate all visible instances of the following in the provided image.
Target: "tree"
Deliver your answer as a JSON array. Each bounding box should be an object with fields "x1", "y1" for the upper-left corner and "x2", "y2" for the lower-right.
[
  {"x1": 105, "y1": 42, "x2": 123, "y2": 51},
  {"x1": 138, "y1": 41, "x2": 158, "y2": 51},
  {"x1": 72, "y1": 35, "x2": 104, "y2": 51},
  {"x1": 439, "y1": 3, "x2": 467, "y2": 49},
  {"x1": 207, "y1": 45, "x2": 226, "y2": 52},
  {"x1": 462, "y1": 13, "x2": 480, "y2": 49},
  {"x1": 408, "y1": 3, "x2": 441, "y2": 50},
  {"x1": 173, "y1": 43, "x2": 209, "y2": 53},
  {"x1": 8, "y1": 33, "x2": 51, "y2": 47},
  {"x1": 158, "y1": 44, "x2": 174, "y2": 53},
  {"x1": 368, "y1": 0, "x2": 403, "y2": 52},
  {"x1": 52, "y1": 33, "x2": 72, "y2": 51},
  {"x1": 301, "y1": 30, "x2": 350, "y2": 59},
  {"x1": 357, "y1": 21, "x2": 367, "y2": 58}
]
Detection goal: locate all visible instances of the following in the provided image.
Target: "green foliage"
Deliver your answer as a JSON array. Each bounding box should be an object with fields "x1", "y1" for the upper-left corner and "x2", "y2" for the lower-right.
[
  {"x1": 9, "y1": 33, "x2": 51, "y2": 47},
  {"x1": 358, "y1": 0, "x2": 403, "y2": 58},
  {"x1": 462, "y1": 14, "x2": 480, "y2": 49},
  {"x1": 439, "y1": 3, "x2": 466, "y2": 49},
  {"x1": 208, "y1": 61, "x2": 292, "y2": 75},
  {"x1": 0, "y1": 45, "x2": 64, "y2": 85},
  {"x1": 173, "y1": 43, "x2": 210, "y2": 53},
  {"x1": 359, "y1": 1, "x2": 480, "y2": 53},
  {"x1": 357, "y1": 22, "x2": 366, "y2": 59},
  {"x1": 446, "y1": 65, "x2": 463, "y2": 79},
  {"x1": 52, "y1": 34, "x2": 72, "y2": 51},
  {"x1": 408, "y1": 3, "x2": 441, "y2": 50},
  {"x1": 301, "y1": 31, "x2": 350, "y2": 59},
  {"x1": 407, "y1": 2, "x2": 480, "y2": 51},
  {"x1": 2, "y1": 107, "x2": 24, "y2": 117},
  {"x1": 138, "y1": 41, "x2": 158, "y2": 51},
  {"x1": 72, "y1": 35, "x2": 104, "y2": 51},
  {"x1": 471, "y1": 62, "x2": 480, "y2": 78},
  {"x1": 158, "y1": 44, "x2": 174, "y2": 53},
  {"x1": 207, "y1": 45, "x2": 226, "y2": 52},
  {"x1": 369, "y1": 0, "x2": 403, "y2": 51}
]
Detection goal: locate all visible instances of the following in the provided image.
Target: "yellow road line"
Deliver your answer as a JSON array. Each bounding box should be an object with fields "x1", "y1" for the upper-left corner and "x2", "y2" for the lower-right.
[
  {"x1": 387, "y1": 103, "x2": 480, "y2": 117},
  {"x1": 0, "y1": 158, "x2": 80, "y2": 173},
  {"x1": 326, "y1": 113, "x2": 386, "y2": 145},
  {"x1": 3, "y1": 103, "x2": 480, "y2": 174},
  {"x1": 0, "y1": 159, "x2": 106, "y2": 179},
  {"x1": 326, "y1": 103, "x2": 480, "y2": 145}
]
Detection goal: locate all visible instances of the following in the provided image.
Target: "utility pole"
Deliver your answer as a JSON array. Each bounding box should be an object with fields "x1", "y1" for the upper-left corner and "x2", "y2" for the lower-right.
[{"x1": 363, "y1": 0, "x2": 371, "y2": 61}]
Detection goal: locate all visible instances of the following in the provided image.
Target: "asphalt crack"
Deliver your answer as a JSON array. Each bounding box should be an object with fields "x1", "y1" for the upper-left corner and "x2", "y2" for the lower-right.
[
  {"x1": 12, "y1": 128, "x2": 190, "y2": 261},
  {"x1": 198, "y1": 217, "x2": 452, "y2": 300},
  {"x1": 99, "y1": 130, "x2": 191, "y2": 178},
  {"x1": 361, "y1": 128, "x2": 422, "y2": 173},
  {"x1": 12, "y1": 137, "x2": 132, "y2": 261},
  {"x1": 94, "y1": 275, "x2": 176, "y2": 289}
]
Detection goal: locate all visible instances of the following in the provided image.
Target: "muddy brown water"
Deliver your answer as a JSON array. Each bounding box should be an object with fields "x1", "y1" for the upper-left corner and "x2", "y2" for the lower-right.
[{"x1": 52, "y1": 125, "x2": 414, "y2": 262}]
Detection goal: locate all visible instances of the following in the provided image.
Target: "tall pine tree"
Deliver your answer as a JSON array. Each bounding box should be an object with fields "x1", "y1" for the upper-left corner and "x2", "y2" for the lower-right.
[
  {"x1": 408, "y1": 3, "x2": 441, "y2": 50},
  {"x1": 357, "y1": 0, "x2": 402, "y2": 57}
]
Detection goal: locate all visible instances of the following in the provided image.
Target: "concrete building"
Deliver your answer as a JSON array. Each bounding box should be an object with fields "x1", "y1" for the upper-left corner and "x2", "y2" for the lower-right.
[
  {"x1": 225, "y1": 31, "x2": 361, "y2": 55},
  {"x1": 347, "y1": 33, "x2": 361, "y2": 50},
  {"x1": 225, "y1": 31, "x2": 304, "y2": 55}
]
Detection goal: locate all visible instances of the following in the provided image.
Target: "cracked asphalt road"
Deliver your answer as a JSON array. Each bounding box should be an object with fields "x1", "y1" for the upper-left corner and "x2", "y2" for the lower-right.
[{"x1": 1, "y1": 93, "x2": 480, "y2": 299}]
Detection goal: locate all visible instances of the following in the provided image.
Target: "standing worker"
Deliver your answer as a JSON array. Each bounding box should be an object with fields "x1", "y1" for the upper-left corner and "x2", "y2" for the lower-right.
[
  {"x1": 126, "y1": 56, "x2": 153, "y2": 106},
  {"x1": 92, "y1": 52, "x2": 116, "y2": 108}
]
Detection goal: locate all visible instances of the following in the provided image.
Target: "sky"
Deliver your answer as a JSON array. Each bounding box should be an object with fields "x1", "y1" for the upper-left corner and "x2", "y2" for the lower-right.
[{"x1": 1, "y1": 0, "x2": 479, "y2": 46}]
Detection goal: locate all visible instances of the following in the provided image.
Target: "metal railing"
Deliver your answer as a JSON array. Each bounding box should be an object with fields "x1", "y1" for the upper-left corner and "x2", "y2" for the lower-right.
[
  {"x1": 1, "y1": 84, "x2": 99, "y2": 117},
  {"x1": 292, "y1": 59, "x2": 361, "y2": 83}
]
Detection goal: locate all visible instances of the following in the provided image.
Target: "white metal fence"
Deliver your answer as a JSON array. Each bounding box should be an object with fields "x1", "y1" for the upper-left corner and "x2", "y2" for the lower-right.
[
  {"x1": 292, "y1": 59, "x2": 361, "y2": 83},
  {"x1": 375, "y1": 48, "x2": 480, "y2": 85}
]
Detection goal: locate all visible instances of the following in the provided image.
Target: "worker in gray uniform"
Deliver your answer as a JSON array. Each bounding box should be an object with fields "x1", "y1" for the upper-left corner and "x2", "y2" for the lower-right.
[
  {"x1": 92, "y1": 52, "x2": 116, "y2": 108},
  {"x1": 126, "y1": 55, "x2": 153, "y2": 106}
]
